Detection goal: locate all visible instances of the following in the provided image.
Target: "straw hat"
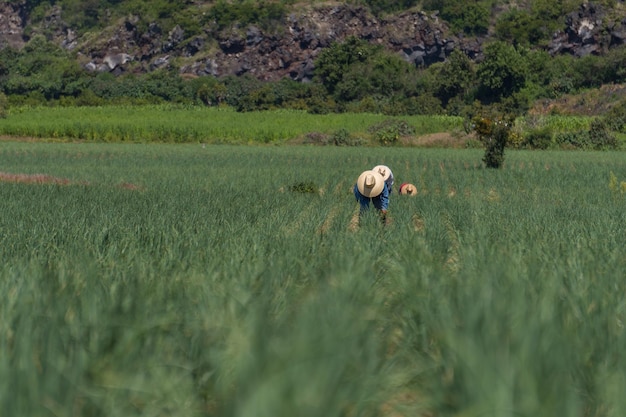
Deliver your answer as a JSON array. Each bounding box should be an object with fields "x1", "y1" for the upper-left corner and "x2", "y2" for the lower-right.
[
  {"x1": 356, "y1": 170, "x2": 385, "y2": 197},
  {"x1": 399, "y1": 183, "x2": 417, "y2": 196},
  {"x1": 372, "y1": 165, "x2": 392, "y2": 181}
]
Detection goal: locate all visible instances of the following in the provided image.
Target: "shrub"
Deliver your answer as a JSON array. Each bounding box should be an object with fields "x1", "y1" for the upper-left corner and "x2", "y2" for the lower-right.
[
  {"x1": 588, "y1": 118, "x2": 617, "y2": 150},
  {"x1": 553, "y1": 120, "x2": 617, "y2": 150},
  {"x1": 331, "y1": 128, "x2": 364, "y2": 146},
  {"x1": 554, "y1": 131, "x2": 590, "y2": 149},
  {"x1": 367, "y1": 119, "x2": 416, "y2": 146},
  {"x1": 473, "y1": 114, "x2": 513, "y2": 168},
  {"x1": 524, "y1": 126, "x2": 553, "y2": 150},
  {"x1": 604, "y1": 100, "x2": 626, "y2": 133}
]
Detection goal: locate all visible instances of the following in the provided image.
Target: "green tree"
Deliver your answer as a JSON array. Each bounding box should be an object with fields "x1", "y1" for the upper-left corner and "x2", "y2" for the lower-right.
[
  {"x1": 1, "y1": 35, "x2": 86, "y2": 101},
  {"x1": 473, "y1": 114, "x2": 514, "y2": 169},
  {"x1": 314, "y1": 37, "x2": 378, "y2": 95},
  {"x1": 316, "y1": 37, "x2": 421, "y2": 107},
  {"x1": 477, "y1": 41, "x2": 528, "y2": 103},
  {"x1": 432, "y1": 49, "x2": 476, "y2": 106}
]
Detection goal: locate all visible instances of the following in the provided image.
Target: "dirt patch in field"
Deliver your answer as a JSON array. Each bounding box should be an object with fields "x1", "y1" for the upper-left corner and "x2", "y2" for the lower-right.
[
  {"x1": 0, "y1": 172, "x2": 79, "y2": 185},
  {"x1": 0, "y1": 135, "x2": 58, "y2": 142},
  {"x1": 0, "y1": 171, "x2": 144, "y2": 190}
]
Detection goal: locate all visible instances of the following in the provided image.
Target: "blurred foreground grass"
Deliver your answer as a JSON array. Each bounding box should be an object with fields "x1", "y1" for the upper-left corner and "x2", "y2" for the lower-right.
[{"x1": 1, "y1": 142, "x2": 626, "y2": 417}]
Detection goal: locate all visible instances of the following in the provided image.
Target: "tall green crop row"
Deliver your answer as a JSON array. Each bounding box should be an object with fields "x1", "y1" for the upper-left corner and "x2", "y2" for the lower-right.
[
  {"x1": 1, "y1": 143, "x2": 626, "y2": 417},
  {"x1": 0, "y1": 105, "x2": 464, "y2": 143}
]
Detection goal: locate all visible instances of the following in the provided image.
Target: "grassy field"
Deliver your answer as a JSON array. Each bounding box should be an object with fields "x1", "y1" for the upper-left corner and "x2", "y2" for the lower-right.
[
  {"x1": 1, "y1": 141, "x2": 626, "y2": 417},
  {"x1": 0, "y1": 105, "x2": 464, "y2": 144}
]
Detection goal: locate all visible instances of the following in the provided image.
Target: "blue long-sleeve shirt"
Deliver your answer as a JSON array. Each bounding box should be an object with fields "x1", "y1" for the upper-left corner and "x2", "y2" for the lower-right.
[{"x1": 353, "y1": 182, "x2": 390, "y2": 211}]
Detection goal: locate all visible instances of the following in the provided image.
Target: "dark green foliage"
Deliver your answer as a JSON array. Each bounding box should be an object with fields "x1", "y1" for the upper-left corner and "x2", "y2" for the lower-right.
[
  {"x1": 185, "y1": 76, "x2": 228, "y2": 106},
  {"x1": 423, "y1": 0, "x2": 489, "y2": 35},
  {"x1": 314, "y1": 36, "x2": 423, "y2": 110},
  {"x1": 206, "y1": 0, "x2": 287, "y2": 32},
  {"x1": 221, "y1": 75, "x2": 324, "y2": 112},
  {"x1": 0, "y1": 36, "x2": 86, "y2": 102},
  {"x1": 553, "y1": 119, "x2": 617, "y2": 150},
  {"x1": 604, "y1": 100, "x2": 626, "y2": 133},
  {"x1": 3, "y1": 0, "x2": 626, "y2": 118},
  {"x1": 432, "y1": 50, "x2": 476, "y2": 106},
  {"x1": 367, "y1": 119, "x2": 416, "y2": 145},
  {"x1": 554, "y1": 131, "x2": 588, "y2": 148},
  {"x1": 84, "y1": 69, "x2": 187, "y2": 104},
  {"x1": 524, "y1": 127, "x2": 553, "y2": 149},
  {"x1": 331, "y1": 128, "x2": 364, "y2": 146},
  {"x1": 477, "y1": 42, "x2": 528, "y2": 103},
  {"x1": 403, "y1": 93, "x2": 445, "y2": 116},
  {"x1": 587, "y1": 118, "x2": 617, "y2": 150},
  {"x1": 495, "y1": 9, "x2": 547, "y2": 46},
  {"x1": 494, "y1": 0, "x2": 570, "y2": 47},
  {"x1": 290, "y1": 181, "x2": 318, "y2": 193},
  {"x1": 473, "y1": 114, "x2": 513, "y2": 168},
  {"x1": 314, "y1": 37, "x2": 379, "y2": 95}
]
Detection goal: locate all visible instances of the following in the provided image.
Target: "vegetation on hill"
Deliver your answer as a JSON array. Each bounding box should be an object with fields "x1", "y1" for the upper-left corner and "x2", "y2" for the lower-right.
[{"x1": 1, "y1": 0, "x2": 626, "y2": 149}]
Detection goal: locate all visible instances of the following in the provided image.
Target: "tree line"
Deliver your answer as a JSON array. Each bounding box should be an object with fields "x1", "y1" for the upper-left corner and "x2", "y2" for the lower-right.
[{"x1": 2, "y1": 33, "x2": 626, "y2": 117}]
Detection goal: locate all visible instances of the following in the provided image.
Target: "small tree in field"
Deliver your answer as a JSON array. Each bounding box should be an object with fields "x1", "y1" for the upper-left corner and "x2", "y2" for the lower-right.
[{"x1": 473, "y1": 114, "x2": 513, "y2": 168}]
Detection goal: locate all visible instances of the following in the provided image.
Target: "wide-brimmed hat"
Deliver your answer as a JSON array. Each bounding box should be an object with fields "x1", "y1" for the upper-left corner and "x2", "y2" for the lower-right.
[
  {"x1": 357, "y1": 170, "x2": 385, "y2": 197},
  {"x1": 399, "y1": 182, "x2": 417, "y2": 196},
  {"x1": 372, "y1": 165, "x2": 392, "y2": 181}
]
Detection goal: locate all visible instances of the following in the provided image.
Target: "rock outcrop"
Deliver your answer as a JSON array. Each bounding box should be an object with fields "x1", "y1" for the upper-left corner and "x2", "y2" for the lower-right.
[
  {"x1": 0, "y1": 1, "x2": 26, "y2": 49},
  {"x1": 0, "y1": 2, "x2": 625, "y2": 81},
  {"x1": 548, "y1": 3, "x2": 626, "y2": 56}
]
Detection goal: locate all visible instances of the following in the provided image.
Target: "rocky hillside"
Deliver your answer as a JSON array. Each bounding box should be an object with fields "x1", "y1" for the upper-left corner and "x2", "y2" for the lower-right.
[{"x1": 1, "y1": 1, "x2": 626, "y2": 83}]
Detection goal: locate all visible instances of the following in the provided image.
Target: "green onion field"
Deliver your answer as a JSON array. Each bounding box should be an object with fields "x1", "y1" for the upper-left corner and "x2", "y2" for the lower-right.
[{"x1": 1, "y1": 139, "x2": 626, "y2": 417}]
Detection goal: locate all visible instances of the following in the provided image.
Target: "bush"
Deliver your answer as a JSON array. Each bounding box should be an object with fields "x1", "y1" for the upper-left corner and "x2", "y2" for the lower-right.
[
  {"x1": 473, "y1": 115, "x2": 513, "y2": 168},
  {"x1": 588, "y1": 118, "x2": 617, "y2": 150},
  {"x1": 554, "y1": 131, "x2": 590, "y2": 149},
  {"x1": 604, "y1": 100, "x2": 626, "y2": 133},
  {"x1": 554, "y1": 119, "x2": 617, "y2": 150},
  {"x1": 524, "y1": 126, "x2": 553, "y2": 150},
  {"x1": 367, "y1": 119, "x2": 416, "y2": 146},
  {"x1": 331, "y1": 128, "x2": 364, "y2": 146}
]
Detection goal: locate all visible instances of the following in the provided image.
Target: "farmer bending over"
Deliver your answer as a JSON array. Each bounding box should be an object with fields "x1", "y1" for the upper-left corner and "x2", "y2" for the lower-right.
[{"x1": 354, "y1": 170, "x2": 390, "y2": 224}]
